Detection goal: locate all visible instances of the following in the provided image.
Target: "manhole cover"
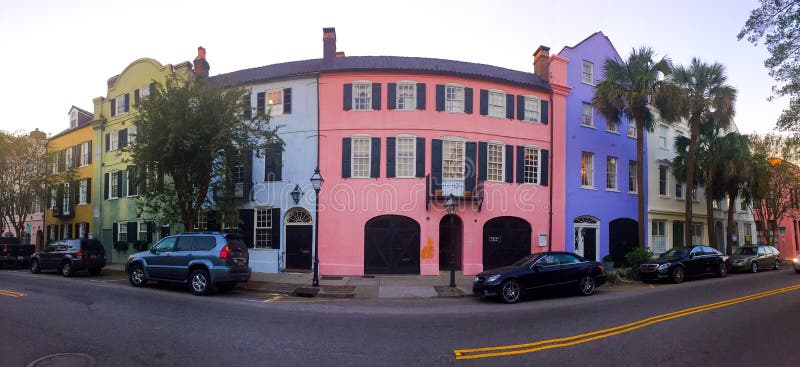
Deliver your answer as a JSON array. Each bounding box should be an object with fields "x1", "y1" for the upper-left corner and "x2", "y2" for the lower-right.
[{"x1": 28, "y1": 353, "x2": 96, "y2": 367}]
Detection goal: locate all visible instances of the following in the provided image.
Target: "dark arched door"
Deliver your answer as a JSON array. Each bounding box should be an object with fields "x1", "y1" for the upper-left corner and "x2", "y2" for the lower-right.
[
  {"x1": 364, "y1": 215, "x2": 420, "y2": 274},
  {"x1": 609, "y1": 218, "x2": 638, "y2": 267},
  {"x1": 482, "y1": 217, "x2": 532, "y2": 270},
  {"x1": 439, "y1": 215, "x2": 463, "y2": 271}
]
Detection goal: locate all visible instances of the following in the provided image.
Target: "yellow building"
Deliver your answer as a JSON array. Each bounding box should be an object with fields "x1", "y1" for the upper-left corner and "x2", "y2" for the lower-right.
[{"x1": 45, "y1": 106, "x2": 96, "y2": 242}]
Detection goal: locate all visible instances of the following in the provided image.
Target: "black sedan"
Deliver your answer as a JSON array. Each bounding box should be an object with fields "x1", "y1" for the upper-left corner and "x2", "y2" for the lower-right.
[
  {"x1": 639, "y1": 245, "x2": 727, "y2": 283},
  {"x1": 473, "y1": 252, "x2": 606, "y2": 304}
]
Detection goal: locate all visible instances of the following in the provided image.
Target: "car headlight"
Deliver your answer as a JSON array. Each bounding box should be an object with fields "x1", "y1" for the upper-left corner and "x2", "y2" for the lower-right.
[
  {"x1": 473, "y1": 276, "x2": 480, "y2": 283},
  {"x1": 127, "y1": 255, "x2": 133, "y2": 262},
  {"x1": 486, "y1": 274, "x2": 502, "y2": 283},
  {"x1": 657, "y1": 263, "x2": 669, "y2": 271},
  {"x1": 794, "y1": 257, "x2": 799, "y2": 263}
]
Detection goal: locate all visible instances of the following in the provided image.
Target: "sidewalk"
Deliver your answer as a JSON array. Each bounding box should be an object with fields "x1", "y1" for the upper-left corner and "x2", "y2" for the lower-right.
[{"x1": 105, "y1": 263, "x2": 475, "y2": 299}]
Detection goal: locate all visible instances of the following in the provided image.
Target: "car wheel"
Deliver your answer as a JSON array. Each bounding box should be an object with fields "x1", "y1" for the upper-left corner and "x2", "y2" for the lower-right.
[
  {"x1": 717, "y1": 263, "x2": 728, "y2": 278},
  {"x1": 774, "y1": 260, "x2": 781, "y2": 271},
  {"x1": 60, "y1": 262, "x2": 73, "y2": 277},
  {"x1": 190, "y1": 269, "x2": 211, "y2": 296},
  {"x1": 88, "y1": 268, "x2": 102, "y2": 276},
  {"x1": 30, "y1": 259, "x2": 41, "y2": 274},
  {"x1": 501, "y1": 280, "x2": 522, "y2": 304},
  {"x1": 128, "y1": 264, "x2": 147, "y2": 287},
  {"x1": 750, "y1": 261, "x2": 758, "y2": 273},
  {"x1": 671, "y1": 266, "x2": 685, "y2": 284},
  {"x1": 578, "y1": 275, "x2": 596, "y2": 296},
  {"x1": 216, "y1": 282, "x2": 236, "y2": 293}
]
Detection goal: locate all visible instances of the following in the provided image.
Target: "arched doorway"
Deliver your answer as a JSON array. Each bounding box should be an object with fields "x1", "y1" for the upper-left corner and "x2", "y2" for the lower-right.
[
  {"x1": 715, "y1": 221, "x2": 725, "y2": 251},
  {"x1": 482, "y1": 217, "x2": 531, "y2": 270},
  {"x1": 364, "y1": 215, "x2": 420, "y2": 274},
  {"x1": 574, "y1": 216, "x2": 599, "y2": 261},
  {"x1": 439, "y1": 214, "x2": 463, "y2": 271},
  {"x1": 609, "y1": 218, "x2": 638, "y2": 267},
  {"x1": 285, "y1": 207, "x2": 313, "y2": 270}
]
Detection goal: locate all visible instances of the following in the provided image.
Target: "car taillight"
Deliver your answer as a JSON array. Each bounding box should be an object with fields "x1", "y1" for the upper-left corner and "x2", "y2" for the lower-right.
[
  {"x1": 76, "y1": 250, "x2": 83, "y2": 260},
  {"x1": 219, "y1": 245, "x2": 230, "y2": 260},
  {"x1": 1, "y1": 246, "x2": 6, "y2": 254},
  {"x1": 599, "y1": 265, "x2": 605, "y2": 273}
]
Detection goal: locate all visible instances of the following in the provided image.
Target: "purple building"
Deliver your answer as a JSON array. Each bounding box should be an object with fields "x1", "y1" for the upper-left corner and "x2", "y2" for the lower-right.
[{"x1": 558, "y1": 32, "x2": 646, "y2": 264}]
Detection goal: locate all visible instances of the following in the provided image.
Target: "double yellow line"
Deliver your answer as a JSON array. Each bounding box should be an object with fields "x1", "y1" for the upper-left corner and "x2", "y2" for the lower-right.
[
  {"x1": 454, "y1": 284, "x2": 800, "y2": 360},
  {"x1": 0, "y1": 289, "x2": 27, "y2": 298}
]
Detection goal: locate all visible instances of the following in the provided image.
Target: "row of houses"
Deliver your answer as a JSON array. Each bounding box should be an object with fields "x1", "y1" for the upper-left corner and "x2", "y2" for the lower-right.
[{"x1": 34, "y1": 28, "x2": 795, "y2": 276}]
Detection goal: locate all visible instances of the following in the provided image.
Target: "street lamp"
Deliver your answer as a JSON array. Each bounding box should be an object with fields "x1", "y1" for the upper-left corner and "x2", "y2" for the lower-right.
[
  {"x1": 444, "y1": 194, "x2": 458, "y2": 288},
  {"x1": 310, "y1": 168, "x2": 324, "y2": 287},
  {"x1": 290, "y1": 184, "x2": 304, "y2": 204}
]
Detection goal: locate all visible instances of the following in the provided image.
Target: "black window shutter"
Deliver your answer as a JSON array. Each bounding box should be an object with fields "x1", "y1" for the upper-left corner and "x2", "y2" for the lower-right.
[
  {"x1": 465, "y1": 142, "x2": 477, "y2": 195},
  {"x1": 435, "y1": 84, "x2": 445, "y2": 111},
  {"x1": 105, "y1": 134, "x2": 109, "y2": 152},
  {"x1": 516, "y1": 146, "x2": 525, "y2": 183},
  {"x1": 112, "y1": 222, "x2": 118, "y2": 242},
  {"x1": 478, "y1": 142, "x2": 488, "y2": 181},
  {"x1": 207, "y1": 210, "x2": 219, "y2": 231},
  {"x1": 121, "y1": 170, "x2": 128, "y2": 197},
  {"x1": 110, "y1": 98, "x2": 116, "y2": 117},
  {"x1": 239, "y1": 209, "x2": 255, "y2": 248},
  {"x1": 431, "y1": 139, "x2": 442, "y2": 192},
  {"x1": 147, "y1": 222, "x2": 154, "y2": 243},
  {"x1": 124, "y1": 93, "x2": 130, "y2": 112},
  {"x1": 541, "y1": 149, "x2": 549, "y2": 186},
  {"x1": 387, "y1": 83, "x2": 397, "y2": 110},
  {"x1": 517, "y1": 95, "x2": 525, "y2": 120},
  {"x1": 257, "y1": 92, "x2": 266, "y2": 115},
  {"x1": 243, "y1": 150, "x2": 253, "y2": 199},
  {"x1": 59, "y1": 150, "x2": 65, "y2": 172},
  {"x1": 86, "y1": 178, "x2": 92, "y2": 204},
  {"x1": 119, "y1": 129, "x2": 128, "y2": 148},
  {"x1": 479, "y1": 90, "x2": 489, "y2": 116},
  {"x1": 541, "y1": 100, "x2": 549, "y2": 124},
  {"x1": 370, "y1": 137, "x2": 381, "y2": 178},
  {"x1": 270, "y1": 208, "x2": 281, "y2": 249},
  {"x1": 416, "y1": 83, "x2": 426, "y2": 110},
  {"x1": 87, "y1": 141, "x2": 92, "y2": 164},
  {"x1": 73, "y1": 144, "x2": 80, "y2": 168},
  {"x1": 464, "y1": 87, "x2": 474, "y2": 114},
  {"x1": 149, "y1": 83, "x2": 155, "y2": 95},
  {"x1": 116, "y1": 171, "x2": 123, "y2": 198},
  {"x1": 386, "y1": 137, "x2": 396, "y2": 178},
  {"x1": 415, "y1": 137, "x2": 425, "y2": 178},
  {"x1": 505, "y1": 144, "x2": 513, "y2": 183},
  {"x1": 342, "y1": 138, "x2": 351, "y2": 178},
  {"x1": 134, "y1": 89, "x2": 140, "y2": 105},
  {"x1": 127, "y1": 222, "x2": 138, "y2": 241},
  {"x1": 243, "y1": 93, "x2": 252, "y2": 119},
  {"x1": 104, "y1": 173, "x2": 109, "y2": 200},
  {"x1": 372, "y1": 83, "x2": 381, "y2": 110},
  {"x1": 343, "y1": 83, "x2": 353, "y2": 110},
  {"x1": 68, "y1": 223, "x2": 73, "y2": 239},
  {"x1": 506, "y1": 94, "x2": 515, "y2": 119},
  {"x1": 283, "y1": 88, "x2": 292, "y2": 114}
]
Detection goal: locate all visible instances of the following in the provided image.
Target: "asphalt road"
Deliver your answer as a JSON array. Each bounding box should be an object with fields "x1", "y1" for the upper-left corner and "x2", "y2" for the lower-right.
[{"x1": 1, "y1": 265, "x2": 799, "y2": 367}]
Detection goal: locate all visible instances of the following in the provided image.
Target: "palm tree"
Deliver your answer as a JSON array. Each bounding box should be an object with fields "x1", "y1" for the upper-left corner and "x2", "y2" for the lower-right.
[
  {"x1": 670, "y1": 59, "x2": 737, "y2": 247},
  {"x1": 718, "y1": 132, "x2": 753, "y2": 254},
  {"x1": 594, "y1": 47, "x2": 682, "y2": 249}
]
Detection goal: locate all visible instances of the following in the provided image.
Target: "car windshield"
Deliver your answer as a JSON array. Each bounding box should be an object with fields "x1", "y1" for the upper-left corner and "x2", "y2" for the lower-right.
[
  {"x1": 733, "y1": 247, "x2": 757, "y2": 255},
  {"x1": 512, "y1": 254, "x2": 540, "y2": 267},
  {"x1": 661, "y1": 247, "x2": 688, "y2": 258}
]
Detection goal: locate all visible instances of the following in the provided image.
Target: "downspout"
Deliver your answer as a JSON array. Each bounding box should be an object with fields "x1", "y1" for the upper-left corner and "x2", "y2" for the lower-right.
[{"x1": 548, "y1": 89, "x2": 554, "y2": 252}]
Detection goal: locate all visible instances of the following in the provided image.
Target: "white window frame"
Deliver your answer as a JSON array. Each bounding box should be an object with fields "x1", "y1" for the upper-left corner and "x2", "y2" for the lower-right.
[
  {"x1": 140, "y1": 84, "x2": 151, "y2": 99},
  {"x1": 487, "y1": 142, "x2": 505, "y2": 182},
  {"x1": 674, "y1": 130, "x2": 685, "y2": 153},
  {"x1": 659, "y1": 164, "x2": 669, "y2": 197},
  {"x1": 581, "y1": 103, "x2": 594, "y2": 127},
  {"x1": 581, "y1": 152, "x2": 594, "y2": 188},
  {"x1": 628, "y1": 121, "x2": 637, "y2": 138},
  {"x1": 138, "y1": 221, "x2": 148, "y2": 241},
  {"x1": 351, "y1": 136, "x2": 371, "y2": 178},
  {"x1": 395, "y1": 135, "x2": 416, "y2": 178},
  {"x1": 606, "y1": 157, "x2": 618, "y2": 191},
  {"x1": 110, "y1": 170, "x2": 119, "y2": 199},
  {"x1": 441, "y1": 138, "x2": 466, "y2": 196},
  {"x1": 487, "y1": 90, "x2": 506, "y2": 118},
  {"x1": 63, "y1": 224, "x2": 69, "y2": 239},
  {"x1": 52, "y1": 154, "x2": 59, "y2": 174},
  {"x1": 78, "y1": 223, "x2": 87, "y2": 239},
  {"x1": 523, "y1": 96, "x2": 541, "y2": 123},
  {"x1": 118, "y1": 221, "x2": 128, "y2": 242},
  {"x1": 267, "y1": 89, "x2": 284, "y2": 116},
  {"x1": 70, "y1": 110, "x2": 78, "y2": 128},
  {"x1": 126, "y1": 169, "x2": 136, "y2": 197},
  {"x1": 606, "y1": 119, "x2": 618, "y2": 133},
  {"x1": 50, "y1": 188, "x2": 57, "y2": 209},
  {"x1": 115, "y1": 95, "x2": 127, "y2": 116},
  {"x1": 445, "y1": 84, "x2": 465, "y2": 113},
  {"x1": 62, "y1": 183, "x2": 71, "y2": 215},
  {"x1": 254, "y1": 207, "x2": 273, "y2": 249},
  {"x1": 110, "y1": 131, "x2": 119, "y2": 151},
  {"x1": 128, "y1": 126, "x2": 137, "y2": 145},
  {"x1": 80, "y1": 142, "x2": 90, "y2": 167},
  {"x1": 352, "y1": 81, "x2": 372, "y2": 111},
  {"x1": 79, "y1": 179, "x2": 88, "y2": 205},
  {"x1": 194, "y1": 212, "x2": 207, "y2": 231},
  {"x1": 658, "y1": 125, "x2": 668, "y2": 149},
  {"x1": 523, "y1": 146, "x2": 541, "y2": 185},
  {"x1": 675, "y1": 182, "x2": 685, "y2": 200},
  {"x1": 396, "y1": 81, "x2": 416, "y2": 110},
  {"x1": 582, "y1": 60, "x2": 594, "y2": 85},
  {"x1": 628, "y1": 160, "x2": 637, "y2": 194},
  {"x1": 692, "y1": 223, "x2": 703, "y2": 246},
  {"x1": 65, "y1": 147, "x2": 73, "y2": 169},
  {"x1": 652, "y1": 220, "x2": 667, "y2": 254}
]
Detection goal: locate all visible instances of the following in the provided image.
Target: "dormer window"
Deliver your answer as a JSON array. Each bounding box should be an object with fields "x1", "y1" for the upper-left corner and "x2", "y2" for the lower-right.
[{"x1": 70, "y1": 110, "x2": 78, "y2": 128}]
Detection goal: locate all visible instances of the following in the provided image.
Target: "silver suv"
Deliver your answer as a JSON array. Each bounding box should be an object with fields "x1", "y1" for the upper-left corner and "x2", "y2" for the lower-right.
[{"x1": 125, "y1": 232, "x2": 251, "y2": 296}]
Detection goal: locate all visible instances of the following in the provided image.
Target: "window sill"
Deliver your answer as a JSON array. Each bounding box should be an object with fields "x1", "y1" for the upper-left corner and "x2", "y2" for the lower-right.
[
  {"x1": 522, "y1": 119, "x2": 543, "y2": 124},
  {"x1": 391, "y1": 176, "x2": 421, "y2": 179},
  {"x1": 628, "y1": 191, "x2": 638, "y2": 195},
  {"x1": 351, "y1": 109, "x2": 374, "y2": 112},
  {"x1": 445, "y1": 110, "x2": 466, "y2": 114},
  {"x1": 627, "y1": 135, "x2": 637, "y2": 140},
  {"x1": 676, "y1": 198, "x2": 685, "y2": 201},
  {"x1": 486, "y1": 114, "x2": 509, "y2": 120},
  {"x1": 393, "y1": 108, "x2": 418, "y2": 112},
  {"x1": 581, "y1": 81, "x2": 596, "y2": 87},
  {"x1": 605, "y1": 188, "x2": 620, "y2": 192},
  {"x1": 108, "y1": 197, "x2": 119, "y2": 200},
  {"x1": 580, "y1": 124, "x2": 596, "y2": 129},
  {"x1": 580, "y1": 186, "x2": 597, "y2": 190},
  {"x1": 606, "y1": 130, "x2": 620, "y2": 135},
  {"x1": 659, "y1": 195, "x2": 670, "y2": 198}
]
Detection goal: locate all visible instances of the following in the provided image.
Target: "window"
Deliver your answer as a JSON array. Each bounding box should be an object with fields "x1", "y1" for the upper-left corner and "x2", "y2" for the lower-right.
[
  {"x1": 488, "y1": 90, "x2": 506, "y2": 118},
  {"x1": 65, "y1": 147, "x2": 73, "y2": 169},
  {"x1": 606, "y1": 157, "x2": 618, "y2": 190},
  {"x1": 78, "y1": 223, "x2": 87, "y2": 239},
  {"x1": 675, "y1": 130, "x2": 685, "y2": 153},
  {"x1": 740, "y1": 199, "x2": 748, "y2": 211},
  {"x1": 692, "y1": 188, "x2": 699, "y2": 202},
  {"x1": 52, "y1": 154, "x2": 59, "y2": 174},
  {"x1": 659, "y1": 164, "x2": 669, "y2": 196},
  {"x1": 110, "y1": 170, "x2": 119, "y2": 199},
  {"x1": 114, "y1": 95, "x2": 127, "y2": 116},
  {"x1": 442, "y1": 139, "x2": 465, "y2": 196},
  {"x1": 126, "y1": 169, "x2": 136, "y2": 197},
  {"x1": 628, "y1": 161, "x2": 637, "y2": 193},
  {"x1": 138, "y1": 221, "x2": 148, "y2": 241},
  {"x1": 581, "y1": 152, "x2": 594, "y2": 188},
  {"x1": 396, "y1": 136, "x2": 415, "y2": 177},
  {"x1": 652, "y1": 221, "x2": 666, "y2": 254},
  {"x1": 49, "y1": 225, "x2": 56, "y2": 241},
  {"x1": 140, "y1": 84, "x2": 151, "y2": 99},
  {"x1": 744, "y1": 223, "x2": 753, "y2": 244},
  {"x1": 267, "y1": 89, "x2": 284, "y2": 116},
  {"x1": 396, "y1": 82, "x2": 416, "y2": 110},
  {"x1": 233, "y1": 164, "x2": 245, "y2": 198},
  {"x1": 79, "y1": 179, "x2": 88, "y2": 205},
  {"x1": 70, "y1": 110, "x2": 78, "y2": 128},
  {"x1": 445, "y1": 84, "x2": 464, "y2": 113},
  {"x1": 606, "y1": 119, "x2": 618, "y2": 133},
  {"x1": 50, "y1": 188, "x2": 57, "y2": 209},
  {"x1": 153, "y1": 237, "x2": 176, "y2": 252},
  {"x1": 255, "y1": 208, "x2": 273, "y2": 249},
  {"x1": 581, "y1": 103, "x2": 593, "y2": 127},
  {"x1": 118, "y1": 221, "x2": 128, "y2": 242},
  {"x1": 658, "y1": 125, "x2": 668, "y2": 149},
  {"x1": 353, "y1": 82, "x2": 372, "y2": 111},
  {"x1": 110, "y1": 131, "x2": 119, "y2": 151},
  {"x1": 524, "y1": 147, "x2": 540, "y2": 184},
  {"x1": 582, "y1": 60, "x2": 594, "y2": 84},
  {"x1": 194, "y1": 212, "x2": 207, "y2": 231},
  {"x1": 63, "y1": 224, "x2": 69, "y2": 239},
  {"x1": 351, "y1": 136, "x2": 371, "y2": 178},
  {"x1": 675, "y1": 182, "x2": 684, "y2": 199},
  {"x1": 628, "y1": 121, "x2": 637, "y2": 138},
  {"x1": 128, "y1": 126, "x2": 137, "y2": 145},
  {"x1": 487, "y1": 143, "x2": 504, "y2": 181},
  {"x1": 692, "y1": 223, "x2": 703, "y2": 245},
  {"x1": 80, "y1": 142, "x2": 90, "y2": 166},
  {"x1": 62, "y1": 183, "x2": 71, "y2": 214},
  {"x1": 523, "y1": 96, "x2": 541, "y2": 123}
]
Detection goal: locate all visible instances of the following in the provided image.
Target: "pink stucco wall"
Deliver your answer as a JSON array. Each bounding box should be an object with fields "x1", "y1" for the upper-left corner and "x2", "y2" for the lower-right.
[{"x1": 317, "y1": 68, "x2": 567, "y2": 276}]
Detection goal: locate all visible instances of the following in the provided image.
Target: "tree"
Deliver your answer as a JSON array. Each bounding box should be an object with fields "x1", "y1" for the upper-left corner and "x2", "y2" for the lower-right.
[
  {"x1": 670, "y1": 59, "x2": 737, "y2": 247},
  {"x1": 593, "y1": 47, "x2": 682, "y2": 249},
  {"x1": 739, "y1": 0, "x2": 800, "y2": 132},
  {"x1": 130, "y1": 74, "x2": 281, "y2": 232},
  {"x1": 748, "y1": 133, "x2": 800, "y2": 246},
  {"x1": 718, "y1": 132, "x2": 754, "y2": 254}
]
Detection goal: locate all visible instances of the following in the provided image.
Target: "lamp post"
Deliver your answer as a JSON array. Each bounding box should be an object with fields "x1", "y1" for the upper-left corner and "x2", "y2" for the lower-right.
[
  {"x1": 309, "y1": 168, "x2": 324, "y2": 287},
  {"x1": 444, "y1": 194, "x2": 458, "y2": 288}
]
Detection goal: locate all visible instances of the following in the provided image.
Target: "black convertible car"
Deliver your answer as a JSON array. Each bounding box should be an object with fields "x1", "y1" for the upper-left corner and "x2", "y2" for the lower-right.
[
  {"x1": 639, "y1": 245, "x2": 728, "y2": 283},
  {"x1": 472, "y1": 251, "x2": 606, "y2": 304}
]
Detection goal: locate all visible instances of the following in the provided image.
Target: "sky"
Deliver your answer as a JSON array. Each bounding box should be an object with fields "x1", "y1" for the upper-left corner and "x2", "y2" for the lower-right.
[{"x1": 0, "y1": 0, "x2": 786, "y2": 137}]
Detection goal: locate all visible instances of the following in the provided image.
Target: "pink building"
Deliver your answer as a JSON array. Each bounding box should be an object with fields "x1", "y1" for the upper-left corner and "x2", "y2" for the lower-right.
[{"x1": 316, "y1": 29, "x2": 569, "y2": 276}]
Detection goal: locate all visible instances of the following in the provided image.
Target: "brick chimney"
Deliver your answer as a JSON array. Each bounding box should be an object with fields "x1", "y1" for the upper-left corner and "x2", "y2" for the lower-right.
[
  {"x1": 533, "y1": 45, "x2": 551, "y2": 82},
  {"x1": 193, "y1": 46, "x2": 210, "y2": 78},
  {"x1": 323, "y1": 27, "x2": 337, "y2": 62}
]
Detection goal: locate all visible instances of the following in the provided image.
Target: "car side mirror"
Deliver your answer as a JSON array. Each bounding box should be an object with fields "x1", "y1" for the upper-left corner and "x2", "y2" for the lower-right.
[
  {"x1": 150, "y1": 248, "x2": 157, "y2": 254},
  {"x1": 531, "y1": 264, "x2": 540, "y2": 271},
  {"x1": 688, "y1": 253, "x2": 695, "y2": 259}
]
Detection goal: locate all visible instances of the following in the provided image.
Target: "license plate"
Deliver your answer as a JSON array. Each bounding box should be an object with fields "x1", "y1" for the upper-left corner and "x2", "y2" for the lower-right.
[
  {"x1": 90, "y1": 255, "x2": 97, "y2": 260},
  {"x1": 17, "y1": 256, "x2": 23, "y2": 261}
]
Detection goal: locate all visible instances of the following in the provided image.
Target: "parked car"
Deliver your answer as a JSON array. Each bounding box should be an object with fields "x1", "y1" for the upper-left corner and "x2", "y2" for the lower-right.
[
  {"x1": 30, "y1": 239, "x2": 107, "y2": 276},
  {"x1": 728, "y1": 245, "x2": 781, "y2": 273},
  {"x1": 639, "y1": 246, "x2": 727, "y2": 283},
  {"x1": 125, "y1": 232, "x2": 251, "y2": 296},
  {"x1": 0, "y1": 236, "x2": 35, "y2": 268},
  {"x1": 472, "y1": 251, "x2": 606, "y2": 304},
  {"x1": 793, "y1": 254, "x2": 800, "y2": 273}
]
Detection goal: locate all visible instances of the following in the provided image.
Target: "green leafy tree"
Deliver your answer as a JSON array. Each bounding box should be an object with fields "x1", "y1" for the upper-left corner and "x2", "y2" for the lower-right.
[
  {"x1": 718, "y1": 132, "x2": 755, "y2": 254},
  {"x1": 130, "y1": 74, "x2": 281, "y2": 231},
  {"x1": 593, "y1": 47, "x2": 682, "y2": 248}
]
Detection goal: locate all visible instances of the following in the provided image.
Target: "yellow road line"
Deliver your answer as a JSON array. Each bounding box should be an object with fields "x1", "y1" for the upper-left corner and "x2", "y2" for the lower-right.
[
  {"x1": 270, "y1": 298, "x2": 350, "y2": 303},
  {"x1": 454, "y1": 284, "x2": 800, "y2": 360},
  {"x1": 264, "y1": 295, "x2": 286, "y2": 303},
  {"x1": 0, "y1": 289, "x2": 27, "y2": 298}
]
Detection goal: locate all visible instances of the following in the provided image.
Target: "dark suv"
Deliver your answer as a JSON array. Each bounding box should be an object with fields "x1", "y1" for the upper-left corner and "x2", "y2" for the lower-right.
[
  {"x1": 30, "y1": 239, "x2": 107, "y2": 276},
  {"x1": 125, "y1": 232, "x2": 251, "y2": 296}
]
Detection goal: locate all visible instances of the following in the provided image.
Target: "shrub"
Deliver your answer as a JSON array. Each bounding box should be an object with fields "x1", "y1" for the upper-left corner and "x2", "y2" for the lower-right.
[
  {"x1": 113, "y1": 241, "x2": 129, "y2": 252},
  {"x1": 132, "y1": 241, "x2": 149, "y2": 251},
  {"x1": 624, "y1": 247, "x2": 655, "y2": 279},
  {"x1": 602, "y1": 254, "x2": 614, "y2": 262}
]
